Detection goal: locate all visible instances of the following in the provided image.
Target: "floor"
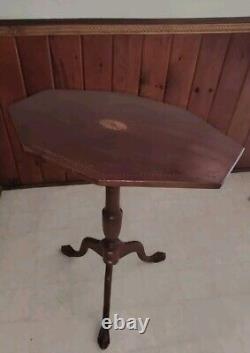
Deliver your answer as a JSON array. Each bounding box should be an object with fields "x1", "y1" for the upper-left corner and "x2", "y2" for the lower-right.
[{"x1": 0, "y1": 173, "x2": 250, "y2": 353}]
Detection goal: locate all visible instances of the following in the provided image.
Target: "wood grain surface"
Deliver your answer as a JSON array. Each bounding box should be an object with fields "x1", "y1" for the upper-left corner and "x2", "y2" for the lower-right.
[{"x1": 9, "y1": 90, "x2": 243, "y2": 188}]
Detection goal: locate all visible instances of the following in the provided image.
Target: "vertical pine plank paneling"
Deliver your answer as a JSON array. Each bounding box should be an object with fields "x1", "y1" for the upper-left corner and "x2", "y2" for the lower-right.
[
  {"x1": 0, "y1": 36, "x2": 43, "y2": 185},
  {"x1": 16, "y1": 36, "x2": 54, "y2": 95},
  {"x1": 227, "y1": 68, "x2": 250, "y2": 145},
  {"x1": 16, "y1": 36, "x2": 66, "y2": 183},
  {"x1": 164, "y1": 34, "x2": 201, "y2": 108},
  {"x1": 83, "y1": 35, "x2": 112, "y2": 90},
  {"x1": 49, "y1": 35, "x2": 85, "y2": 182},
  {"x1": 50, "y1": 35, "x2": 83, "y2": 89},
  {"x1": 113, "y1": 35, "x2": 143, "y2": 94},
  {"x1": 0, "y1": 107, "x2": 19, "y2": 186},
  {"x1": 207, "y1": 33, "x2": 250, "y2": 133},
  {"x1": 139, "y1": 35, "x2": 172, "y2": 101},
  {"x1": 188, "y1": 34, "x2": 230, "y2": 119}
]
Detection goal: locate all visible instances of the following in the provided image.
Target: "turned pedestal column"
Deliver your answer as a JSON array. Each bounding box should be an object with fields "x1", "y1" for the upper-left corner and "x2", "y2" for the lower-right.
[{"x1": 61, "y1": 186, "x2": 165, "y2": 348}]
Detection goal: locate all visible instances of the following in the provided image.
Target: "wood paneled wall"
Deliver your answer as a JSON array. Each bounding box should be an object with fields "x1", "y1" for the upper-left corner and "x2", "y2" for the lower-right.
[{"x1": 1, "y1": 33, "x2": 250, "y2": 188}]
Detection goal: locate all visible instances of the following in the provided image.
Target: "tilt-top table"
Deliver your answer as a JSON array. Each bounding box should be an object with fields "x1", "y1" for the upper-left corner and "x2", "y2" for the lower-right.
[{"x1": 9, "y1": 90, "x2": 243, "y2": 349}]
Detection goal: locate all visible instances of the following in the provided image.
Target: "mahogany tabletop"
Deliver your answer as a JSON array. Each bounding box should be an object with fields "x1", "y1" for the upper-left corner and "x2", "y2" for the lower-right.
[{"x1": 9, "y1": 90, "x2": 243, "y2": 189}]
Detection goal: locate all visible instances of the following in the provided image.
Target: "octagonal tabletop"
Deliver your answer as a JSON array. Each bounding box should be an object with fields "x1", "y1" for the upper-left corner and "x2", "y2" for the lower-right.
[{"x1": 9, "y1": 90, "x2": 243, "y2": 188}]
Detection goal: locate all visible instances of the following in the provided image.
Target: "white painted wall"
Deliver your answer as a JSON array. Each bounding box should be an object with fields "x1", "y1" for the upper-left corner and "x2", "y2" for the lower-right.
[{"x1": 0, "y1": 0, "x2": 250, "y2": 19}]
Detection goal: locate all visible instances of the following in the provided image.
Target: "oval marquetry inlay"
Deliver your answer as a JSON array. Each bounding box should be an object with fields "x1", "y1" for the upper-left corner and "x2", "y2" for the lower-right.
[{"x1": 99, "y1": 119, "x2": 127, "y2": 131}]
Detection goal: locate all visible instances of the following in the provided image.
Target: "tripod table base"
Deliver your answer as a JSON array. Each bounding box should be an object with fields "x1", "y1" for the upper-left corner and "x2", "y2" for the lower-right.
[{"x1": 61, "y1": 186, "x2": 166, "y2": 349}]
